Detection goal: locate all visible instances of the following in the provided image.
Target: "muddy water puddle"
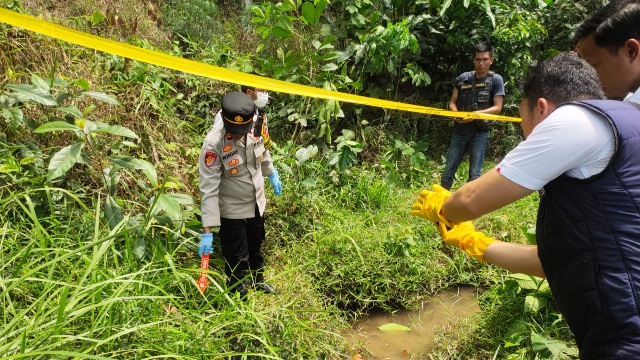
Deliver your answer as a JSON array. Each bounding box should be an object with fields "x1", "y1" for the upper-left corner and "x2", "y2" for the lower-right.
[{"x1": 346, "y1": 286, "x2": 480, "y2": 359}]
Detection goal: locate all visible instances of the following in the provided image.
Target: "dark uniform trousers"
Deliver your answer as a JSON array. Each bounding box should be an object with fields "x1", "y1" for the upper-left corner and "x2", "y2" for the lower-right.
[{"x1": 219, "y1": 204, "x2": 265, "y2": 288}]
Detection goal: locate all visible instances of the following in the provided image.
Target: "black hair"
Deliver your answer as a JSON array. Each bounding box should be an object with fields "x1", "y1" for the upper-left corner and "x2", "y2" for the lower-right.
[
  {"x1": 240, "y1": 84, "x2": 253, "y2": 95},
  {"x1": 521, "y1": 53, "x2": 604, "y2": 111},
  {"x1": 474, "y1": 42, "x2": 494, "y2": 58},
  {"x1": 574, "y1": 0, "x2": 640, "y2": 53}
]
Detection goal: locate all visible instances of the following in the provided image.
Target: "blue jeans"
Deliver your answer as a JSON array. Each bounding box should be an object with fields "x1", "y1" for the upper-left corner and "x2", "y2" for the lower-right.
[{"x1": 440, "y1": 130, "x2": 490, "y2": 190}]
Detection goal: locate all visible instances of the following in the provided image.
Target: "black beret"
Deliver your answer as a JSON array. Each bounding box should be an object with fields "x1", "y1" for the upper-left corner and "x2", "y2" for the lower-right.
[{"x1": 221, "y1": 91, "x2": 255, "y2": 135}]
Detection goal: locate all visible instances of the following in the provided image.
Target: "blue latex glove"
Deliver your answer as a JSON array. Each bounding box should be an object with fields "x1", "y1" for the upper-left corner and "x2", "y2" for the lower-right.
[
  {"x1": 267, "y1": 168, "x2": 282, "y2": 196},
  {"x1": 198, "y1": 233, "x2": 213, "y2": 258}
]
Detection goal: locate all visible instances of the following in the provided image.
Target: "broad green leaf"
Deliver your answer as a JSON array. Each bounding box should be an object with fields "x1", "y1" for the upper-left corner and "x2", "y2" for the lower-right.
[
  {"x1": 410, "y1": 152, "x2": 426, "y2": 168},
  {"x1": 152, "y1": 193, "x2": 181, "y2": 220},
  {"x1": 506, "y1": 273, "x2": 545, "y2": 290},
  {"x1": 74, "y1": 78, "x2": 91, "y2": 91},
  {"x1": 82, "y1": 119, "x2": 100, "y2": 133},
  {"x1": 345, "y1": 141, "x2": 361, "y2": 149},
  {"x1": 483, "y1": 0, "x2": 496, "y2": 27},
  {"x1": 0, "y1": 156, "x2": 20, "y2": 173},
  {"x1": 524, "y1": 294, "x2": 546, "y2": 313},
  {"x1": 104, "y1": 195, "x2": 124, "y2": 230},
  {"x1": 81, "y1": 91, "x2": 120, "y2": 105},
  {"x1": 31, "y1": 74, "x2": 50, "y2": 91},
  {"x1": 340, "y1": 129, "x2": 356, "y2": 141},
  {"x1": 2, "y1": 108, "x2": 23, "y2": 131},
  {"x1": 328, "y1": 152, "x2": 339, "y2": 166},
  {"x1": 280, "y1": 0, "x2": 296, "y2": 11},
  {"x1": 137, "y1": 159, "x2": 158, "y2": 186},
  {"x1": 301, "y1": 178, "x2": 316, "y2": 187},
  {"x1": 505, "y1": 317, "x2": 528, "y2": 338},
  {"x1": 295, "y1": 147, "x2": 313, "y2": 165},
  {"x1": 401, "y1": 148, "x2": 415, "y2": 156},
  {"x1": 56, "y1": 105, "x2": 83, "y2": 119},
  {"x1": 521, "y1": 225, "x2": 536, "y2": 245},
  {"x1": 55, "y1": 92, "x2": 73, "y2": 104},
  {"x1": 251, "y1": 6, "x2": 265, "y2": 17},
  {"x1": 6, "y1": 84, "x2": 57, "y2": 106},
  {"x1": 104, "y1": 166, "x2": 121, "y2": 196},
  {"x1": 48, "y1": 143, "x2": 83, "y2": 181},
  {"x1": 301, "y1": 2, "x2": 316, "y2": 25},
  {"x1": 531, "y1": 331, "x2": 577, "y2": 358},
  {"x1": 133, "y1": 237, "x2": 146, "y2": 260},
  {"x1": 321, "y1": 51, "x2": 338, "y2": 61},
  {"x1": 271, "y1": 25, "x2": 293, "y2": 38},
  {"x1": 277, "y1": 14, "x2": 294, "y2": 32},
  {"x1": 315, "y1": 0, "x2": 327, "y2": 24},
  {"x1": 119, "y1": 141, "x2": 138, "y2": 148},
  {"x1": 90, "y1": 10, "x2": 105, "y2": 25},
  {"x1": 504, "y1": 334, "x2": 525, "y2": 348},
  {"x1": 108, "y1": 156, "x2": 156, "y2": 185},
  {"x1": 164, "y1": 193, "x2": 195, "y2": 206},
  {"x1": 439, "y1": 0, "x2": 453, "y2": 17},
  {"x1": 109, "y1": 155, "x2": 139, "y2": 169},
  {"x1": 338, "y1": 145, "x2": 357, "y2": 171},
  {"x1": 320, "y1": 63, "x2": 338, "y2": 72},
  {"x1": 51, "y1": 77, "x2": 71, "y2": 88},
  {"x1": 378, "y1": 323, "x2": 411, "y2": 333},
  {"x1": 92, "y1": 125, "x2": 139, "y2": 139},
  {"x1": 34, "y1": 121, "x2": 80, "y2": 133}
]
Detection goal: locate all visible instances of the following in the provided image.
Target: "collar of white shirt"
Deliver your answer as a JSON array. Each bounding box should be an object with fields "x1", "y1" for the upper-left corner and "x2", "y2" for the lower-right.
[{"x1": 623, "y1": 87, "x2": 640, "y2": 109}]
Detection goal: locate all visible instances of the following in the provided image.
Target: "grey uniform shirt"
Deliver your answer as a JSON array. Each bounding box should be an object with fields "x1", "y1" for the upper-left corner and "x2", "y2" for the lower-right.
[{"x1": 199, "y1": 118, "x2": 275, "y2": 228}]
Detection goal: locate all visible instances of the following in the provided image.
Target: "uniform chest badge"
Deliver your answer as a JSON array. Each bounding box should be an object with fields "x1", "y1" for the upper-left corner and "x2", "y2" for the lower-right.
[
  {"x1": 205, "y1": 151, "x2": 218, "y2": 167},
  {"x1": 229, "y1": 158, "x2": 239, "y2": 166},
  {"x1": 230, "y1": 168, "x2": 239, "y2": 175},
  {"x1": 223, "y1": 144, "x2": 233, "y2": 152}
]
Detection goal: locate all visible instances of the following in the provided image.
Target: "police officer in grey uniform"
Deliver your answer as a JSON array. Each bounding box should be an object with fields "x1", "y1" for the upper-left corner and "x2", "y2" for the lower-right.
[{"x1": 198, "y1": 91, "x2": 282, "y2": 296}]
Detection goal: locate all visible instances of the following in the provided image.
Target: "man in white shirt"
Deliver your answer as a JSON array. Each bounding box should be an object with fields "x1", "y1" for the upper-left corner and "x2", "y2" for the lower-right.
[
  {"x1": 573, "y1": 0, "x2": 640, "y2": 108},
  {"x1": 412, "y1": 53, "x2": 640, "y2": 358}
]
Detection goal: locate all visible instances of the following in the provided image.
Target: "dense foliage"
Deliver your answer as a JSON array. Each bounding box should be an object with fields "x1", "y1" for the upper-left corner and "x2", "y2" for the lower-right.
[{"x1": 1, "y1": 0, "x2": 606, "y2": 358}]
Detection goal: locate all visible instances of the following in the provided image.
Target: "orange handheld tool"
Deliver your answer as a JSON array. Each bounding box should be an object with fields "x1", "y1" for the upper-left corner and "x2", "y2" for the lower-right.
[{"x1": 197, "y1": 253, "x2": 210, "y2": 293}]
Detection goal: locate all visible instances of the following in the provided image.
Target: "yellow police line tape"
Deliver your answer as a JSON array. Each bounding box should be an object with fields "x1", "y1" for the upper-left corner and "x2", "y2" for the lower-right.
[{"x1": 0, "y1": 8, "x2": 521, "y2": 123}]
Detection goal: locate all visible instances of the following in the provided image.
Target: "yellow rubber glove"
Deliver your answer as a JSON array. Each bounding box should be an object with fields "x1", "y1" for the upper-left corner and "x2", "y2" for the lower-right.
[
  {"x1": 411, "y1": 184, "x2": 454, "y2": 226},
  {"x1": 437, "y1": 222, "x2": 496, "y2": 262}
]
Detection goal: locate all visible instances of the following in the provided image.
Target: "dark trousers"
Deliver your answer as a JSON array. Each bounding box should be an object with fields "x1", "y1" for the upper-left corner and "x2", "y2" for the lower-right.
[
  {"x1": 219, "y1": 204, "x2": 265, "y2": 288},
  {"x1": 440, "y1": 130, "x2": 490, "y2": 190}
]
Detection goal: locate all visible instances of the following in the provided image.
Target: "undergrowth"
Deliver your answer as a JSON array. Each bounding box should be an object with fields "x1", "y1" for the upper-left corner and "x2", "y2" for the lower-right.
[{"x1": 0, "y1": 1, "x2": 578, "y2": 359}]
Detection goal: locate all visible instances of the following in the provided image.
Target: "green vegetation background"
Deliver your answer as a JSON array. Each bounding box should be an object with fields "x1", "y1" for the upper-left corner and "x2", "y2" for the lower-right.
[{"x1": 0, "y1": 0, "x2": 600, "y2": 358}]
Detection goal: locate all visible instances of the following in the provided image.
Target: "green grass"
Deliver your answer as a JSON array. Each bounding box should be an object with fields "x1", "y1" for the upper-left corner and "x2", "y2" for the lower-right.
[
  {"x1": 0, "y1": 186, "x2": 349, "y2": 359},
  {"x1": 1, "y1": 155, "x2": 558, "y2": 359},
  {"x1": 0, "y1": 3, "x2": 576, "y2": 357}
]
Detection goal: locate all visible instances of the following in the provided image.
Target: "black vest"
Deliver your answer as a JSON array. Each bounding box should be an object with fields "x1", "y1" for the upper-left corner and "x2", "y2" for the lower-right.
[
  {"x1": 456, "y1": 71, "x2": 494, "y2": 112},
  {"x1": 455, "y1": 71, "x2": 495, "y2": 132},
  {"x1": 537, "y1": 100, "x2": 640, "y2": 359}
]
